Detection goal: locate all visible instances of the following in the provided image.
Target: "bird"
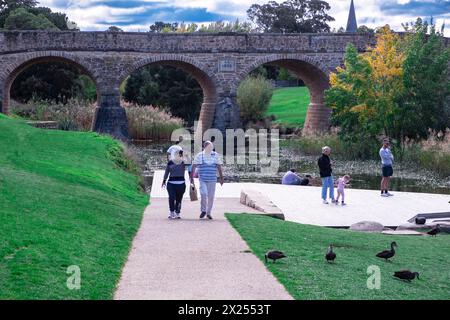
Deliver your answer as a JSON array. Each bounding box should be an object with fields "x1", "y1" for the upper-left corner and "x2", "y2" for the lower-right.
[
  {"x1": 427, "y1": 224, "x2": 441, "y2": 237},
  {"x1": 325, "y1": 244, "x2": 336, "y2": 263},
  {"x1": 393, "y1": 270, "x2": 420, "y2": 282},
  {"x1": 264, "y1": 250, "x2": 286, "y2": 263},
  {"x1": 376, "y1": 241, "x2": 397, "y2": 262}
]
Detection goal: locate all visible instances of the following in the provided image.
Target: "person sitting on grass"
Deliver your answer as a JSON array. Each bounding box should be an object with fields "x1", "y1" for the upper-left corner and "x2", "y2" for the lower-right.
[
  {"x1": 335, "y1": 175, "x2": 350, "y2": 206},
  {"x1": 281, "y1": 169, "x2": 309, "y2": 186}
]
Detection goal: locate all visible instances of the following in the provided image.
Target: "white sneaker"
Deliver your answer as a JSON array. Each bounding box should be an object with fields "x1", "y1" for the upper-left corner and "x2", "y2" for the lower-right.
[
  {"x1": 381, "y1": 193, "x2": 389, "y2": 197},
  {"x1": 323, "y1": 200, "x2": 329, "y2": 204},
  {"x1": 168, "y1": 211, "x2": 175, "y2": 219},
  {"x1": 386, "y1": 192, "x2": 394, "y2": 197},
  {"x1": 175, "y1": 213, "x2": 181, "y2": 219}
]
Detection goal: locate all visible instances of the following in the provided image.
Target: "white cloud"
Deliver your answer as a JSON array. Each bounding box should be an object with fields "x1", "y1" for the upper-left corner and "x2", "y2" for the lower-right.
[{"x1": 35, "y1": 0, "x2": 450, "y2": 36}]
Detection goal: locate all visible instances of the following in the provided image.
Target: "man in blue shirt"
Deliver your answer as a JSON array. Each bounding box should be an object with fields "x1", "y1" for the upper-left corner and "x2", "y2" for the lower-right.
[
  {"x1": 379, "y1": 138, "x2": 394, "y2": 197},
  {"x1": 190, "y1": 141, "x2": 224, "y2": 219}
]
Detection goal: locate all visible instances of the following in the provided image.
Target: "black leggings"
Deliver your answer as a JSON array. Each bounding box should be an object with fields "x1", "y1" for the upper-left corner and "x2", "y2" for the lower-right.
[{"x1": 167, "y1": 182, "x2": 186, "y2": 213}]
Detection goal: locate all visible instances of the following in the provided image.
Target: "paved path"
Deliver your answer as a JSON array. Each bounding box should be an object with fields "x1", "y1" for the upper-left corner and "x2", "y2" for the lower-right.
[
  {"x1": 150, "y1": 171, "x2": 450, "y2": 227},
  {"x1": 114, "y1": 197, "x2": 293, "y2": 300}
]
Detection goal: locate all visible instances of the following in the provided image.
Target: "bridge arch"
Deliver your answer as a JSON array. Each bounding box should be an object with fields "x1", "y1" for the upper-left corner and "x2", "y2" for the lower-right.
[
  {"x1": 118, "y1": 55, "x2": 219, "y2": 132},
  {"x1": 235, "y1": 54, "x2": 332, "y2": 133},
  {"x1": 0, "y1": 51, "x2": 100, "y2": 115}
]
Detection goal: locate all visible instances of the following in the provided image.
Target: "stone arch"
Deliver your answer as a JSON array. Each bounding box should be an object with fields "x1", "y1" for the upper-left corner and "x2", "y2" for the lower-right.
[
  {"x1": 118, "y1": 55, "x2": 219, "y2": 131},
  {"x1": 235, "y1": 54, "x2": 332, "y2": 133},
  {"x1": 0, "y1": 51, "x2": 100, "y2": 115}
]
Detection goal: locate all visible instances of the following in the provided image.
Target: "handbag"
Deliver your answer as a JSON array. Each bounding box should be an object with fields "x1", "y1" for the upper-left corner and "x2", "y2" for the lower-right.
[{"x1": 189, "y1": 183, "x2": 198, "y2": 201}]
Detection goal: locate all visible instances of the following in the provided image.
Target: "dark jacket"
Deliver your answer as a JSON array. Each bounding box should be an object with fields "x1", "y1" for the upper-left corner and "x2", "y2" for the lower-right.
[
  {"x1": 163, "y1": 161, "x2": 186, "y2": 183},
  {"x1": 318, "y1": 154, "x2": 332, "y2": 178}
]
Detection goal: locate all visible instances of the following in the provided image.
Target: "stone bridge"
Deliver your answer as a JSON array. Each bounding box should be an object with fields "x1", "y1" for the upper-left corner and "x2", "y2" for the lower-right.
[{"x1": 0, "y1": 31, "x2": 383, "y2": 139}]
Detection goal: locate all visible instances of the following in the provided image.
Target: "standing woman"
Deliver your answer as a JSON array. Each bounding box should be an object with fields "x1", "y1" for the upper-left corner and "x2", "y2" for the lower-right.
[
  {"x1": 162, "y1": 150, "x2": 187, "y2": 219},
  {"x1": 379, "y1": 138, "x2": 394, "y2": 197},
  {"x1": 318, "y1": 146, "x2": 335, "y2": 204}
]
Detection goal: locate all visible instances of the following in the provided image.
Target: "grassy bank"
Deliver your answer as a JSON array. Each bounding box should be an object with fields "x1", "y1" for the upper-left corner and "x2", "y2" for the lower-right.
[
  {"x1": 226, "y1": 214, "x2": 450, "y2": 300},
  {"x1": 0, "y1": 115, "x2": 148, "y2": 299},
  {"x1": 267, "y1": 87, "x2": 310, "y2": 126}
]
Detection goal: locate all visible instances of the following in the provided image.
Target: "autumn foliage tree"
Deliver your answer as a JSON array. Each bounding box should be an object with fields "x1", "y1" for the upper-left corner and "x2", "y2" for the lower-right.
[
  {"x1": 326, "y1": 23, "x2": 450, "y2": 157},
  {"x1": 326, "y1": 26, "x2": 404, "y2": 156}
]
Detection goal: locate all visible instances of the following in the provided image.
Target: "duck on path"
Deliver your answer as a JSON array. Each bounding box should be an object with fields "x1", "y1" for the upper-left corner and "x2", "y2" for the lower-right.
[{"x1": 376, "y1": 241, "x2": 397, "y2": 262}]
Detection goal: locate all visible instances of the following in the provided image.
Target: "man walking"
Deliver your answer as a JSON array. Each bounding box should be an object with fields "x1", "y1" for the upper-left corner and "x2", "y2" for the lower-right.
[
  {"x1": 380, "y1": 138, "x2": 394, "y2": 197},
  {"x1": 190, "y1": 141, "x2": 224, "y2": 219}
]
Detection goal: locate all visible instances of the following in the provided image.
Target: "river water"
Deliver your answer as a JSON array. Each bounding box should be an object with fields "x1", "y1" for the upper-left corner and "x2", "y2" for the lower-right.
[{"x1": 130, "y1": 141, "x2": 450, "y2": 196}]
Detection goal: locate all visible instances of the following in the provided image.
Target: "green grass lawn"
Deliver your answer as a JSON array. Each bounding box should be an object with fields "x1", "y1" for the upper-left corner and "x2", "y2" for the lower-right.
[
  {"x1": 226, "y1": 214, "x2": 450, "y2": 300},
  {"x1": 267, "y1": 87, "x2": 310, "y2": 126},
  {"x1": 0, "y1": 115, "x2": 148, "y2": 299}
]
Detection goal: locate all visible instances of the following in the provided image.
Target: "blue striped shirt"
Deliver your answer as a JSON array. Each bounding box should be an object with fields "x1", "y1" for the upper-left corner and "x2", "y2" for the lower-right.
[{"x1": 193, "y1": 151, "x2": 222, "y2": 182}]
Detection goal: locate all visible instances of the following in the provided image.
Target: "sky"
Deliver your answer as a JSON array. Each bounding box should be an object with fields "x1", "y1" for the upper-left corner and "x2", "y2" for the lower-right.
[{"x1": 37, "y1": 0, "x2": 450, "y2": 36}]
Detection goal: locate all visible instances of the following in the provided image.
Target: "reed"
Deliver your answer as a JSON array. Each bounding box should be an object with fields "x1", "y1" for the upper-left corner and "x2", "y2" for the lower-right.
[{"x1": 11, "y1": 99, "x2": 183, "y2": 141}]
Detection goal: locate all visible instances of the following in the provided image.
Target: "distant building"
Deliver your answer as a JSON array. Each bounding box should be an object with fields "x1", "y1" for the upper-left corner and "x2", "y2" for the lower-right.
[{"x1": 346, "y1": 0, "x2": 358, "y2": 33}]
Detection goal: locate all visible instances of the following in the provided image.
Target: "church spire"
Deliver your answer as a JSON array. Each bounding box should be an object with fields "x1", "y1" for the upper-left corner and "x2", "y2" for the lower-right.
[{"x1": 346, "y1": 0, "x2": 358, "y2": 32}]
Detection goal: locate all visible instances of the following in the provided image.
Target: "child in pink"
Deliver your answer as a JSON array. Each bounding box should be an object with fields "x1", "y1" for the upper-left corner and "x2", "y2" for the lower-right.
[{"x1": 336, "y1": 175, "x2": 350, "y2": 206}]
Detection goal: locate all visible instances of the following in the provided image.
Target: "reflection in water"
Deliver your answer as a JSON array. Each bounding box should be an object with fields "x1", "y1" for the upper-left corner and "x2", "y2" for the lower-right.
[{"x1": 130, "y1": 141, "x2": 450, "y2": 196}]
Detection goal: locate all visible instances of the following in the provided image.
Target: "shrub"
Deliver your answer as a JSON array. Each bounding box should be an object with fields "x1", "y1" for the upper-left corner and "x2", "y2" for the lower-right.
[
  {"x1": 402, "y1": 129, "x2": 450, "y2": 177},
  {"x1": 237, "y1": 76, "x2": 273, "y2": 125}
]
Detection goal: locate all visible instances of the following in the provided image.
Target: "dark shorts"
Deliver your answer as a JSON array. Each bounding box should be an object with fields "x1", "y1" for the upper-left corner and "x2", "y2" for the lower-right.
[{"x1": 382, "y1": 165, "x2": 393, "y2": 177}]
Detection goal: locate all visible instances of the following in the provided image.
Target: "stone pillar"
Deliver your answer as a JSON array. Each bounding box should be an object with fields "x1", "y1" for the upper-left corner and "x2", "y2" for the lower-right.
[
  {"x1": 303, "y1": 103, "x2": 332, "y2": 134},
  {"x1": 92, "y1": 93, "x2": 129, "y2": 141},
  {"x1": 303, "y1": 82, "x2": 331, "y2": 134}
]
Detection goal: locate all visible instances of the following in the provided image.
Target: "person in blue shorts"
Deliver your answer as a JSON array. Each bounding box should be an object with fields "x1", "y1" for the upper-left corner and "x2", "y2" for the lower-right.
[{"x1": 379, "y1": 138, "x2": 394, "y2": 197}]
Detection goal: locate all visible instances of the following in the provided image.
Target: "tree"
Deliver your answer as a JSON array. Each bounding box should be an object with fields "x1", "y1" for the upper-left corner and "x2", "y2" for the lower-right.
[
  {"x1": 123, "y1": 65, "x2": 203, "y2": 125},
  {"x1": 107, "y1": 26, "x2": 123, "y2": 32},
  {"x1": 0, "y1": 0, "x2": 36, "y2": 11},
  {"x1": 149, "y1": 21, "x2": 178, "y2": 33},
  {"x1": 357, "y1": 25, "x2": 374, "y2": 33},
  {"x1": 237, "y1": 76, "x2": 273, "y2": 124},
  {"x1": 398, "y1": 18, "x2": 450, "y2": 138},
  {"x1": 4, "y1": 7, "x2": 59, "y2": 30},
  {"x1": 11, "y1": 62, "x2": 96, "y2": 103},
  {"x1": 197, "y1": 19, "x2": 254, "y2": 33},
  {"x1": 0, "y1": 0, "x2": 37, "y2": 27},
  {"x1": 326, "y1": 26, "x2": 405, "y2": 156},
  {"x1": 28, "y1": 6, "x2": 77, "y2": 30},
  {"x1": 247, "y1": 0, "x2": 334, "y2": 33}
]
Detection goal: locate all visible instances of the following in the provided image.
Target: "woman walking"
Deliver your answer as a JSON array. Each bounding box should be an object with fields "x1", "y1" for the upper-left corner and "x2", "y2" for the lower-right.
[
  {"x1": 162, "y1": 150, "x2": 187, "y2": 219},
  {"x1": 318, "y1": 146, "x2": 335, "y2": 204}
]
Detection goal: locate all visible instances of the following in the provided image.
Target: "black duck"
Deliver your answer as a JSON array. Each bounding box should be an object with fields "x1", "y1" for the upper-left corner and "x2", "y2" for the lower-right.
[
  {"x1": 427, "y1": 224, "x2": 441, "y2": 237},
  {"x1": 376, "y1": 241, "x2": 397, "y2": 261},
  {"x1": 325, "y1": 245, "x2": 336, "y2": 263},
  {"x1": 264, "y1": 250, "x2": 286, "y2": 263},
  {"x1": 393, "y1": 270, "x2": 420, "y2": 282}
]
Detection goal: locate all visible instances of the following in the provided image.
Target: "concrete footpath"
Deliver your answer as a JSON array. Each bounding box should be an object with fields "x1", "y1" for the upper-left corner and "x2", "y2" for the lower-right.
[{"x1": 114, "y1": 197, "x2": 293, "y2": 300}]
